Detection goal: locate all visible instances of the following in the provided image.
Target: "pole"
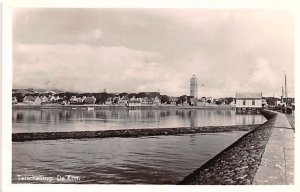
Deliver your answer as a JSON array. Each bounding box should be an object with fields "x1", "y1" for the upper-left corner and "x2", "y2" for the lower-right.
[
  {"x1": 282, "y1": 73, "x2": 288, "y2": 113},
  {"x1": 285, "y1": 73, "x2": 288, "y2": 105},
  {"x1": 282, "y1": 86, "x2": 284, "y2": 103}
]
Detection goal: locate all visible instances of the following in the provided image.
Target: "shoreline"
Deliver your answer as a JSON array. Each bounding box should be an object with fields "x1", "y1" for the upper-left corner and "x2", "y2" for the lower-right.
[
  {"x1": 12, "y1": 104, "x2": 236, "y2": 110},
  {"x1": 12, "y1": 124, "x2": 257, "y2": 142}
]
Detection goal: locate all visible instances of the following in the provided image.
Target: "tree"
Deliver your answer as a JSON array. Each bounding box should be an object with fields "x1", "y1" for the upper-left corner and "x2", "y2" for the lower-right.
[
  {"x1": 266, "y1": 97, "x2": 277, "y2": 106},
  {"x1": 113, "y1": 97, "x2": 119, "y2": 104},
  {"x1": 179, "y1": 95, "x2": 187, "y2": 104},
  {"x1": 12, "y1": 93, "x2": 24, "y2": 102},
  {"x1": 207, "y1": 99, "x2": 211, "y2": 104},
  {"x1": 136, "y1": 92, "x2": 146, "y2": 98},
  {"x1": 224, "y1": 97, "x2": 234, "y2": 105},
  {"x1": 215, "y1": 100, "x2": 221, "y2": 105},
  {"x1": 128, "y1": 93, "x2": 137, "y2": 99},
  {"x1": 119, "y1": 92, "x2": 128, "y2": 98},
  {"x1": 79, "y1": 93, "x2": 92, "y2": 97},
  {"x1": 160, "y1": 95, "x2": 170, "y2": 104},
  {"x1": 94, "y1": 92, "x2": 111, "y2": 104},
  {"x1": 218, "y1": 98, "x2": 225, "y2": 104},
  {"x1": 60, "y1": 92, "x2": 75, "y2": 101}
]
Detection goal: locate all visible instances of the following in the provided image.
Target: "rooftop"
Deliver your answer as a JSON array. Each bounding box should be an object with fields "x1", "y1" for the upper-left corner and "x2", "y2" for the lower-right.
[{"x1": 236, "y1": 92, "x2": 262, "y2": 99}]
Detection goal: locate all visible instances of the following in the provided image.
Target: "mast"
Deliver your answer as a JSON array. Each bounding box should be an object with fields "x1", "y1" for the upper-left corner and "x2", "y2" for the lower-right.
[
  {"x1": 285, "y1": 73, "x2": 288, "y2": 105},
  {"x1": 285, "y1": 73, "x2": 288, "y2": 98},
  {"x1": 282, "y1": 86, "x2": 284, "y2": 103}
]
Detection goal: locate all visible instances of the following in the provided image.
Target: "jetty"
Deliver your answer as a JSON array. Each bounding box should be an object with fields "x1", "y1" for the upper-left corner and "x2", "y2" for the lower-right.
[{"x1": 178, "y1": 109, "x2": 294, "y2": 185}]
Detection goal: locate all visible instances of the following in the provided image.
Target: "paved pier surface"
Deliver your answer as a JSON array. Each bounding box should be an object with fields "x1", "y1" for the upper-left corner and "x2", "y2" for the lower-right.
[{"x1": 253, "y1": 111, "x2": 294, "y2": 185}]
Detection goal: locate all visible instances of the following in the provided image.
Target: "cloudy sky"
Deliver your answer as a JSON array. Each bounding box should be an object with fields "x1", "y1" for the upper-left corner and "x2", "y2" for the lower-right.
[{"x1": 13, "y1": 9, "x2": 294, "y2": 97}]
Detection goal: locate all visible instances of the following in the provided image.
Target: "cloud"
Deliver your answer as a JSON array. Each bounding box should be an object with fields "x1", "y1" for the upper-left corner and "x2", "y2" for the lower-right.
[
  {"x1": 13, "y1": 43, "x2": 167, "y2": 92},
  {"x1": 13, "y1": 9, "x2": 294, "y2": 97},
  {"x1": 93, "y1": 28, "x2": 102, "y2": 39}
]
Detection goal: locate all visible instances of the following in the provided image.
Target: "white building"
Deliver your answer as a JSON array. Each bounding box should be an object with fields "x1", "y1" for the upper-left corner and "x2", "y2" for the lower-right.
[
  {"x1": 235, "y1": 92, "x2": 262, "y2": 110},
  {"x1": 128, "y1": 100, "x2": 142, "y2": 107},
  {"x1": 118, "y1": 96, "x2": 129, "y2": 106},
  {"x1": 34, "y1": 96, "x2": 42, "y2": 105},
  {"x1": 23, "y1": 96, "x2": 35, "y2": 105},
  {"x1": 190, "y1": 75, "x2": 198, "y2": 98},
  {"x1": 153, "y1": 96, "x2": 161, "y2": 106},
  {"x1": 70, "y1": 96, "x2": 79, "y2": 104},
  {"x1": 12, "y1": 97, "x2": 18, "y2": 104},
  {"x1": 41, "y1": 96, "x2": 49, "y2": 103}
]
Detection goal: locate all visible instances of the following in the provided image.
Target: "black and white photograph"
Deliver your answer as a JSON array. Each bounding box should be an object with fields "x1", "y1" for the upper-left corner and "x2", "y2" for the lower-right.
[{"x1": 1, "y1": 1, "x2": 298, "y2": 191}]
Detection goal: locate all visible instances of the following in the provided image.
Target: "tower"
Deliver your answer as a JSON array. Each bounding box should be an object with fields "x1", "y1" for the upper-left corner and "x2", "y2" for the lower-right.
[{"x1": 190, "y1": 75, "x2": 198, "y2": 98}]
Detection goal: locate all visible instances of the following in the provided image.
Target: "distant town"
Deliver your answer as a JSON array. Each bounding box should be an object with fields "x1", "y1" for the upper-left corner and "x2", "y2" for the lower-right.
[
  {"x1": 12, "y1": 75, "x2": 295, "y2": 110},
  {"x1": 12, "y1": 88, "x2": 234, "y2": 107}
]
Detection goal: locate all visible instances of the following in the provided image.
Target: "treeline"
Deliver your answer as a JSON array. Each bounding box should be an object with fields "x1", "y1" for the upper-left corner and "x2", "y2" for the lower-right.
[
  {"x1": 12, "y1": 92, "x2": 171, "y2": 104},
  {"x1": 12, "y1": 91, "x2": 235, "y2": 105}
]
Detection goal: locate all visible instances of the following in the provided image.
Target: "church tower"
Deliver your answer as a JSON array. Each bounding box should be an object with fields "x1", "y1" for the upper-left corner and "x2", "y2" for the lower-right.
[{"x1": 190, "y1": 75, "x2": 198, "y2": 98}]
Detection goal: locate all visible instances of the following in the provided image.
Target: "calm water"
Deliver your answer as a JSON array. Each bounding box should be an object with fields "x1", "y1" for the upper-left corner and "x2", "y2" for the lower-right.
[
  {"x1": 12, "y1": 109, "x2": 266, "y2": 184},
  {"x1": 12, "y1": 109, "x2": 266, "y2": 133},
  {"x1": 13, "y1": 132, "x2": 246, "y2": 184}
]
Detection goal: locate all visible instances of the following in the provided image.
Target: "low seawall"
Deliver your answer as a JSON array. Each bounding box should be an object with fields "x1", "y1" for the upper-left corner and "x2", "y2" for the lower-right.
[
  {"x1": 178, "y1": 109, "x2": 277, "y2": 185},
  {"x1": 12, "y1": 124, "x2": 257, "y2": 142}
]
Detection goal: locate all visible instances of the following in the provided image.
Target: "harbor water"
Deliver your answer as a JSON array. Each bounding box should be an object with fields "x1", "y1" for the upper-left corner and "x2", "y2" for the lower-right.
[
  {"x1": 12, "y1": 109, "x2": 266, "y2": 133},
  {"x1": 12, "y1": 109, "x2": 266, "y2": 184}
]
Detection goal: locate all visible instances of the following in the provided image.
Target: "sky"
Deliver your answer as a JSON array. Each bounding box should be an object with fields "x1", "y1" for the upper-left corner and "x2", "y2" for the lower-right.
[{"x1": 13, "y1": 9, "x2": 294, "y2": 97}]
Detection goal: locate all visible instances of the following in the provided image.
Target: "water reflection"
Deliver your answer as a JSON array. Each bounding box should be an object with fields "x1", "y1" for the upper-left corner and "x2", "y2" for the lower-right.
[{"x1": 12, "y1": 109, "x2": 266, "y2": 133}]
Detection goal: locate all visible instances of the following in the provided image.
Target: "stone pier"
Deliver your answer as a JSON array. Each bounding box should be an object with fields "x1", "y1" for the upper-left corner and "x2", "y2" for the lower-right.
[
  {"x1": 178, "y1": 109, "x2": 295, "y2": 185},
  {"x1": 253, "y1": 111, "x2": 294, "y2": 184}
]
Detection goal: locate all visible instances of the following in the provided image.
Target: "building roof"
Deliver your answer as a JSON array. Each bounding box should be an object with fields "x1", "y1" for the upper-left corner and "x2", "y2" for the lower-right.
[
  {"x1": 23, "y1": 96, "x2": 34, "y2": 101},
  {"x1": 236, "y1": 92, "x2": 262, "y2": 99},
  {"x1": 121, "y1": 96, "x2": 129, "y2": 100},
  {"x1": 171, "y1": 97, "x2": 179, "y2": 101},
  {"x1": 84, "y1": 97, "x2": 96, "y2": 103},
  {"x1": 34, "y1": 96, "x2": 41, "y2": 100},
  {"x1": 128, "y1": 100, "x2": 141, "y2": 103}
]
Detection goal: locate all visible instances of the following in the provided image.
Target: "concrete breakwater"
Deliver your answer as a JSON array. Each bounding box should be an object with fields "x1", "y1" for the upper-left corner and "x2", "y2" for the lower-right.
[
  {"x1": 253, "y1": 110, "x2": 294, "y2": 185},
  {"x1": 178, "y1": 110, "x2": 277, "y2": 185},
  {"x1": 12, "y1": 124, "x2": 257, "y2": 142}
]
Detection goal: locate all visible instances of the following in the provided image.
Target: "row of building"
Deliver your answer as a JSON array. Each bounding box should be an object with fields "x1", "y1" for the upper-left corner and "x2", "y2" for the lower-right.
[
  {"x1": 13, "y1": 91, "x2": 294, "y2": 110},
  {"x1": 12, "y1": 95, "x2": 96, "y2": 105},
  {"x1": 10, "y1": 92, "x2": 263, "y2": 108},
  {"x1": 12, "y1": 94, "x2": 163, "y2": 106},
  {"x1": 190, "y1": 75, "x2": 262, "y2": 109},
  {"x1": 190, "y1": 74, "x2": 295, "y2": 111}
]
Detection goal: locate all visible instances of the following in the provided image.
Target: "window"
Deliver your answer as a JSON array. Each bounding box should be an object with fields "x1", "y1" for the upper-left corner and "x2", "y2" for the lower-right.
[
  {"x1": 252, "y1": 100, "x2": 255, "y2": 105},
  {"x1": 243, "y1": 100, "x2": 246, "y2": 105}
]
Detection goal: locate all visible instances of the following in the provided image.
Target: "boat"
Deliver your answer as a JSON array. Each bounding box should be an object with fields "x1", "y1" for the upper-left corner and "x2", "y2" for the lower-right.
[
  {"x1": 40, "y1": 105, "x2": 62, "y2": 109},
  {"x1": 87, "y1": 107, "x2": 95, "y2": 111},
  {"x1": 41, "y1": 106, "x2": 62, "y2": 109}
]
